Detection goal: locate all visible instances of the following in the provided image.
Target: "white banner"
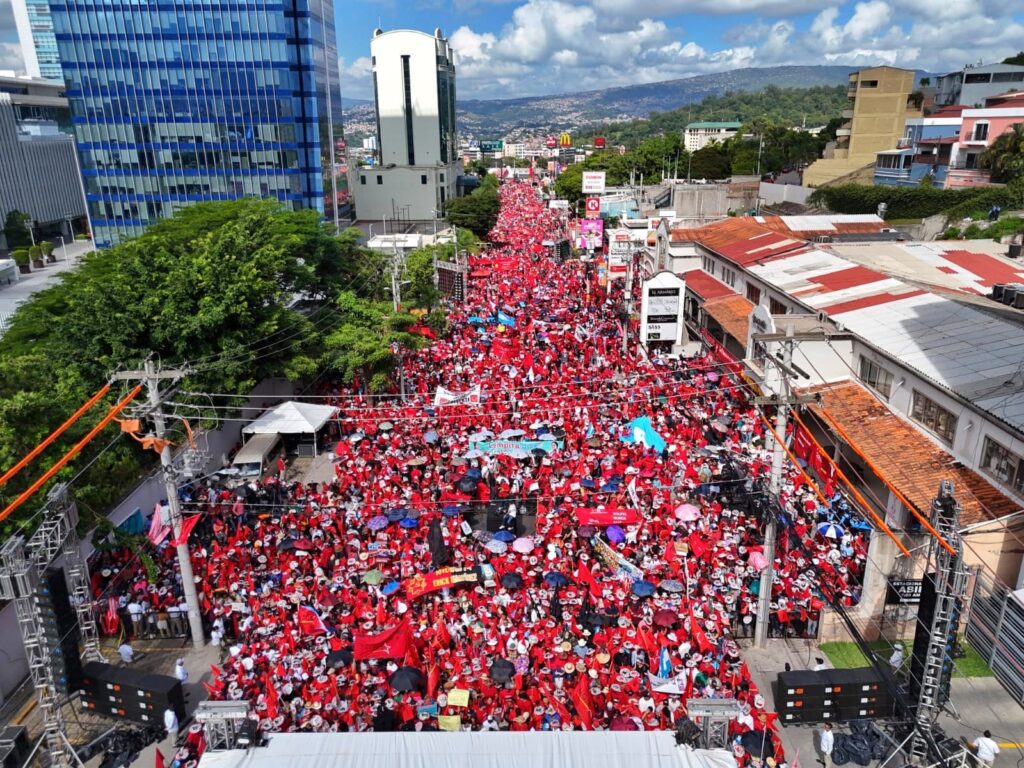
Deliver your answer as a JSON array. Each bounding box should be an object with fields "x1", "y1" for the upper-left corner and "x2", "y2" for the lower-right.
[
  {"x1": 582, "y1": 171, "x2": 606, "y2": 194},
  {"x1": 434, "y1": 385, "x2": 482, "y2": 407}
]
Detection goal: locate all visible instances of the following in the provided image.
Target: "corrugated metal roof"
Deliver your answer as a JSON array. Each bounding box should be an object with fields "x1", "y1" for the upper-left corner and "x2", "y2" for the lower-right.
[
  {"x1": 703, "y1": 295, "x2": 754, "y2": 342},
  {"x1": 683, "y1": 270, "x2": 735, "y2": 300}
]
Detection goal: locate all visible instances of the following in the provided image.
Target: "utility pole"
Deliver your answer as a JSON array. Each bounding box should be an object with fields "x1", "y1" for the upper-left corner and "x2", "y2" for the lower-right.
[
  {"x1": 114, "y1": 360, "x2": 205, "y2": 649},
  {"x1": 752, "y1": 325, "x2": 817, "y2": 647}
]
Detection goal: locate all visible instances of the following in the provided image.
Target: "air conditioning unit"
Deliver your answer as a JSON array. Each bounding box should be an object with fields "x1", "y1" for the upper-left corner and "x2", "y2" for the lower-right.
[
  {"x1": 1000, "y1": 285, "x2": 1023, "y2": 306},
  {"x1": 991, "y1": 284, "x2": 1006, "y2": 302},
  {"x1": 1015, "y1": 292, "x2": 1024, "y2": 310}
]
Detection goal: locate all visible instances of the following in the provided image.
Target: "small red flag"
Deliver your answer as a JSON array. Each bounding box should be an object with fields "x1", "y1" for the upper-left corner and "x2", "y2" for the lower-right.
[
  {"x1": 170, "y1": 513, "x2": 201, "y2": 547},
  {"x1": 353, "y1": 619, "x2": 411, "y2": 661},
  {"x1": 155, "y1": 748, "x2": 165, "y2": 768},
  {"x1": 296, "y1": 605, "x2": 331, "y2": 636}
]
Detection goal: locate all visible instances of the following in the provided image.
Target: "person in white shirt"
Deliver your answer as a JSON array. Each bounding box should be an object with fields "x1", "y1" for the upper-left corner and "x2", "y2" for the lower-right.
[
  {"x1": 174, "y1": 658, "x2": 188, "y2": 683},
  {"x1": 974, "y1": 731, "x2": 1000, "y2": 766},
  {"x1": 889, "y1": 643, "x2": 905, "y2": 676},
  {"x1": 163, "y1": 707, "x2": 179, "y2": 741},
  {"x1": 118, "y1": 642, "x2": 134, "y2": 664},
  {"x1": 820, "y1": 722, "x2": 834, "y2": 768}
]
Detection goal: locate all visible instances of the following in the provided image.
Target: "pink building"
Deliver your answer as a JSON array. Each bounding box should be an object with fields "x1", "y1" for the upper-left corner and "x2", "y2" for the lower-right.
[{"x1": 946, "y1": 91, "x2": 1024, "y2": 189}]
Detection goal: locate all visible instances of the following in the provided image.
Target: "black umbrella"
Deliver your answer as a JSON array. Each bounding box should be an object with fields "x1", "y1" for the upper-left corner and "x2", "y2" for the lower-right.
[
  {"x1": 388, "y1": 666, "x2": 425, "y2": 693},
  {"x1": 500, "y1": 573, "x2": 524, "y2": 589},
  {"x1": 740, "y1": 729, "x2": 777, "y2": 759},
  {"x1": 489, "y1": 658, "x2": 515, "y2": 683},
  {"x1": 278, "y1": 538, "x2": 298, "y2": 551},
  {"x1": 326, "y1": 649, "x2": 352, "y2": 669},
  {"x1": 458, "y1": 476, "x2": 478, "y2": 493},
  {"x1": 428, "y1": 519, "x2": 451, "y2": 568}
]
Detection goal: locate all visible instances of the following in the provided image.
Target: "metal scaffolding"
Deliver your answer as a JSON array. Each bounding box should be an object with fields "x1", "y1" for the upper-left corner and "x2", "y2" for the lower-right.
[
  {"x1": 0, "y1": 484, "x2": 99, "y2": 768},
  {"x1": 908, "y1": 481, "x2": 969, "y2": 764}
]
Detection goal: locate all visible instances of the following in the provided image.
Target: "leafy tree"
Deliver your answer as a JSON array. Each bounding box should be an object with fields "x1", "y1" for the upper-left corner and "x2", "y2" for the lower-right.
[
  {"x1": 402, "y1": 246, "x2": 442, "y2": 309},
  {"x1": 1003, "y1": 52, "x2": 1024, "y2": 66},
  {"x1": 981, "y1": 123, "x2": 1024, "y2": 183},
  {"x1": 445, "y1": 179, "x2": 500, "y2": 236},
  {"x1": 690, "y1": 145, "x2": 732, "y2": 179},
  {"x1": 3, "y1": 209, "x2": 32, "y2": 249}
]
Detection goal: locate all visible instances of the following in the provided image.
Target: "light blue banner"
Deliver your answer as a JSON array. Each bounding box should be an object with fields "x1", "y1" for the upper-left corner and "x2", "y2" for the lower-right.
[
  {"x1": 619, "y1": 416, "x2": 667, "y2": 453},
  {"x1": 470, "y1": 438, "x2": 563, "y2": 456}
]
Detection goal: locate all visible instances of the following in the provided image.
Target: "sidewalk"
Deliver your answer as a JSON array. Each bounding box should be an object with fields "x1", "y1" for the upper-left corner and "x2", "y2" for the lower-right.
[{"x1": 0, "y1": 240, "x2": 95, "y2": 336}]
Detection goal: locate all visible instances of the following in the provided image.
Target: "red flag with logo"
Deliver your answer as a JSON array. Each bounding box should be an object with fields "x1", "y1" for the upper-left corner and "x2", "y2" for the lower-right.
[
  {"x1": 353, "y1": 619, "x2": 412, "y2": 660},
  {"x1": 297, "y1": 605, "x2": 331, "y2": 636},
  {"x1": 170, "y1": 513, "x2": 201, "y2": 547}
]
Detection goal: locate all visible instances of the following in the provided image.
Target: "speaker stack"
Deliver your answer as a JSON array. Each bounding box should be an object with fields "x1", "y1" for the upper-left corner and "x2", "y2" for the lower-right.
[
  {"x1": 42, "y1": 568, "x2": 84, "y2": 695},
  {"x1": 79, "y1": 662, "x2": 186, "y2": 725},
  {"x1": 0, "y1": 726, "x2": 32, "y2": 768},
  {"x1": 776, "y1": 668, "x2": 895, "y2": 724}
]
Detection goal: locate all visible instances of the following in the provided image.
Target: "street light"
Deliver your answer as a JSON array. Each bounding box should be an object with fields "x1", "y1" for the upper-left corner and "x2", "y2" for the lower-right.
[
  {"x1": 57, "y1": 235, "x2": 66, "y2": 261},
  {"x1": 26, "y1": 219, "x2": 35, "y2": 247}
]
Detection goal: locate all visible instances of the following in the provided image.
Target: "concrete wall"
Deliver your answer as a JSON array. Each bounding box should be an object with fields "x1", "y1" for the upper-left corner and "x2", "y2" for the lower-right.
[
  {"x1": 354, "y1": 164, "x2": 459, "y2": 222},
  {"x1": 670, "y1": 183, "x2": 758, "y2": 219},
  {"x1": 758, "y1": 182, "x2": 813, "y2": 207}
]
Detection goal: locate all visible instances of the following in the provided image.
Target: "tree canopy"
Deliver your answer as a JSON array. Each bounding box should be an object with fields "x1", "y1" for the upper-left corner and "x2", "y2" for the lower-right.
[{"x1": 445, "y1": 174, "x2": 500, "y2": 236}]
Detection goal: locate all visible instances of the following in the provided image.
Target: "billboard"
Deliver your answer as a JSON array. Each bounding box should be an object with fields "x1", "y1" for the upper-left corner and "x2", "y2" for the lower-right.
[
  {"x1": 584, "y1": 196, "x2": 601, "y2": 218},
  {"x1": 559, "y1": 132, "x2": 572, "y2": 148},
  {"x1": 641, "y1": 272, "x2": 686, "y2": 346},
  {"x1": 607, "y1": 229, "x2": 631, "y2": 274},
  {"x1": 581, "y1": 171, "x2": 606, "y2": 194},
  {"x1": 480, "y1": 140, "x2": 504, "y2": 153},
  {"x1": 548, "y1": 199, "x2": 570, "y2": 210},
  {"x1": 580, "y1": 218, "x2": 604, "y2": 237},
  {"x1": 545, "y1": 136, "x2": 558, "y2": 149},
  {"x1": 594, "y1": 136, "x2": 606, "y2": 148}
]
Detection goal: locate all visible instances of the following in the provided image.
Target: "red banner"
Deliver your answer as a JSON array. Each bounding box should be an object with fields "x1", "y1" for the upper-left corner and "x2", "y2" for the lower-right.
[
  {"x1": 404, "y1": 567, "x2": 480, "y2": 600},
  {"x1": 573, "y1": 506, "x2": 640, "y2": 526},
  {"x1": 353, "y1": 619, "x2": 412, "y2": 661}
]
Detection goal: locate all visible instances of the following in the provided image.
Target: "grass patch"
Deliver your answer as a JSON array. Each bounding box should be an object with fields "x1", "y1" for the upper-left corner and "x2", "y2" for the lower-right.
[
  {"x1": 819, "y1": 638, "x2": 992, "y2": 678},
  {"x1": 886, "y1": 218, "x2": 921, "y2": 225}
]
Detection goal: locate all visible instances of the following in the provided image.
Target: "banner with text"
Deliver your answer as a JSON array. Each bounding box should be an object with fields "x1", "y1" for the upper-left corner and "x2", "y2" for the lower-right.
[
  {"x1": 574, "y1": 506, "x2": 641, "y2": 526},
  {"x1": 470, "y1": 438, "x2": 564, "y2": 457},
  {"x1": 405, "y1": 567, "x2": 482, "y2": 600},
  {"x1": 434, "y1": 385, "x2": 482, "y2": 407}
]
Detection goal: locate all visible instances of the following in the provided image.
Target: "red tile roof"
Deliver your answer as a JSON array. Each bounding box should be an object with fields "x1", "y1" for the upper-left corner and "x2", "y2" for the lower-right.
[
  {"x1": 703, "y1": 294, "x2": 754, "y2": 343},
  {"x1": 807, "y1": 381, "x2": 1018, "y2": 525},
  {"x1": 683, "y1": 270, "x2": 735, "y2": 301}
]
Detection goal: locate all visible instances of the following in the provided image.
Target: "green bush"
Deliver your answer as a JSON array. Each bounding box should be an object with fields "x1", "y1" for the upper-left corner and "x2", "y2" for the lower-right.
[
  {"x1": 942, "y1": 226, "x2": 961, "y2": 239},
  {"x1": 808, "y1": 184, "x2": 1011, "y2": 221},
  {"x1": 10, "y1": 248, "x2": 29, "y2": 265},
  {"x1": 40, "y1": 241, "x2": 54, "y2": 256},
  {"x1": 28, "y1": 245, "x2": 42, "y2": 260},
  {"x1": 74, "y1": 233, "x2": 88, "y2": 241}
]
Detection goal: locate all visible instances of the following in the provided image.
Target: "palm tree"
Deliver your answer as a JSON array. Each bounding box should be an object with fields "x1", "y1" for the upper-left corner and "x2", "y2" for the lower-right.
[{"x1": 981, "y1": 123, "x2": 1024, "y2": 182}]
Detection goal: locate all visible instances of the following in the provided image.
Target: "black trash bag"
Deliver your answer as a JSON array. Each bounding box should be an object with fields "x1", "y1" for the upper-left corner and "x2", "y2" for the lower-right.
[
  {"x1": 832, "y1": 746, "x2": 851, "y2": 766},
  {"x1": 872, "y1": 741, "x2": 892, "y2": 761}
]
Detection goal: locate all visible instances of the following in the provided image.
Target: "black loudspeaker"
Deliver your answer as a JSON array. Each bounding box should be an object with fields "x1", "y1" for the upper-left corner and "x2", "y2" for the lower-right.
[
  {"x1": 908, "y1": 573, "x2": 937, "y2": 705},
  {"x1": 37, "y1": 568, "x2": 84, "y2": 695},
  {"x1": 79, "y1": 662, "x2": 185, "y2": 724},
  {"x1": 0, "y1": 726, "x2": 31, "y2": 768}
]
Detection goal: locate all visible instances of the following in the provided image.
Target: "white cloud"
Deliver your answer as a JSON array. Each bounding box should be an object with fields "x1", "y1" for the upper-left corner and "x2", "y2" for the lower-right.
[
  {"x1": 0, "y1": 42, "x2": 22, "y2": 73},
  {"x1": 592, "y1": 0, "x2": 842, "y2": 17}
]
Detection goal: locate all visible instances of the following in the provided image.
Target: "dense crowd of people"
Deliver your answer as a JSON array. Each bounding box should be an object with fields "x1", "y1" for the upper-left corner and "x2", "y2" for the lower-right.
[{"x1": 89, "y1": 182, "x2": 870, "y2": 760}]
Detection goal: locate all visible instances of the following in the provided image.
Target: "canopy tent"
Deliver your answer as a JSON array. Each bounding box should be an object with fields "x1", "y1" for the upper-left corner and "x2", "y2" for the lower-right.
[
  {"x1": 197, "y1": 732, "x2": 733, "y2": 768},
  {"x1": 242, "y1": 402, "x2": 338, "y2": 456}
]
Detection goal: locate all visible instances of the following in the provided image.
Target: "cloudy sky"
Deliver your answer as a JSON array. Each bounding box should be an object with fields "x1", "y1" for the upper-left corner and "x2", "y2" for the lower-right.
[{"x1": 1, "y1": 0, "x2": 1022, "y2": 100}]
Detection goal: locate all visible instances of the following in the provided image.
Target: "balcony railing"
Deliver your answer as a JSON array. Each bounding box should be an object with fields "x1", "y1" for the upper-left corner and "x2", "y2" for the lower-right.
[
  {"x1": 912, "y1": 154, "x2": 940, "y2": 165},
  {"x1": 896, "y1": 137, "x2": 913, "y2": 148}
]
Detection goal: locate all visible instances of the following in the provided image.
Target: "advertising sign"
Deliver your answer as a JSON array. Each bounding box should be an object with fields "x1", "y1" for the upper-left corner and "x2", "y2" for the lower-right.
[
  {"x1": 545, "y1": 136, "x2": 558, "y2": 149},
  {"x1": 548, "y1": 199, "x2": 570, "y2": 210},
  {"x1": 594, "y1": 136, "x2": 606, "y2": 148},
  {"x1": 581, "y1": 171, "x2": 606, "y2": 194},
  {"x1": 559, "y1": 132, "x2": 572, "y2": 148},
  {"x1": 580, "y1": 218, "x2": 604, "y2": 237},
  {"x1": 641, "y1": 272, "x2": 686, "y2": 346},
  {"x1": 885, "y1": 579, "x2": 922, "y2": 605},
  {"x1": 480, "y1": 140, "x2": 504, "y2": 153},
  {"x1": 585, "y1": 196, "x2": 601, "y2": 217},
  {"x1": 608, "y1": 229, "x2": 631, "y2": 274}
]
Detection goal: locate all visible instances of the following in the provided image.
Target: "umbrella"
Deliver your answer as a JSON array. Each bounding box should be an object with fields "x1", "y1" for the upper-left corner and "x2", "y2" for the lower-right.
[
  {"x1": 442, "y1": 505, "x2": 462, "y2": 517},
  {"x1": 278, "y1": 538, "x2": 298, "y2": 551},
  {"x1": 817, "y1": 522, "x2": 845, "y2": 539},
  {"x1": 544, "y1": 572, "x2": 570, "y2": 588},
  {"x1": 466, "y1": 467, "x2": 482, "y2": 479},
  {"x1": 512, "y1": 537, "x2": 535, "y2": 554},
  {"x1": 747, "y1": 550, "x2": 768, "y2": 572},
  {"x1": 424, "y1": 430, "x2": 439, "y2": 445},
  {"x1": 473, "y1": 530, "x2": 494, "y2": 543},
  {"x1": 706, "y1": 372, "x2": 720, "y2": 383},
  {"x1": 586, "y1": 437, "x2": 603, "y2": 448},
  {"x1": 606, "y1": 525, "x2": 625, "y2": 544},
  {"x1": 499, "y1": 428, "x2": 526, "y2": 439},
  {"x1": 406, "y1": 457, "x2": 428, "y2": 466},
  {"x1": 610, "y1": 716, "x2": 639, "y2": 731},
  {"x1": 399, "y1": 518, "x2": 418, "y2": 529},
  {"x1": 674, "y1": 504, "x2": 701, "y2": 522},
  {"x1": 367, "y1": 516, "x2": 388, "y2": 531},
  {"x1": 600, "y1": 482, "x2": 619, "y2": 493},
  {"x1": 632, "y1": 580, "x2": 656, "y2": 597},
  {"x1": 659, "y1": 579, "x2": 684, "y2": 593},
  {"x1": 501, "y1": 573, "x2": 524, "y2": 589},
  {"x1": 581, "y1": 478, "x2": 597, "y2": 490},
  {"x1": 463, "y1": 449, "x2": 485, "y2": 459},
  {"x1": 387, "y1": 508, "x2": 406, "y2": 522},
  {"x1": 292, "y1": 537, "x2": 315, "y2": 551},
  {"x1": 740, "y1": 730, "x2": 776, "y2": 759},
  {"x1": 489, "y1": 658, "x2": 515, "y2": 683},
  {"x1": 494, "y1": 530, "x2": 516, "y2": 543},
  {"x1": 388, "y1": 666, "x2": 425, "y2": 693},
  {"x1": 711, "y1": 421, "x2": 728, "y2": 433},
  {"x1": 458, "y1": 477, "x2": 478, "y2": 493},
  {"x1": 379, "y1": 421, "x2": 394, "y2": 432},
  {"x1": 382, "y1": 580, "x2": 401, "y2": 596},
  {"x1": 326, "y1": 649, "x2": 352, "y2": 669},
  {"x1": 577, "y1": 525, "x2": 597, "y2": 539},
  {"x1": 362, "y1": 569, "x2": 384, "y2": 585},
  {"x1": 468, "y1": 430, "x2": 494, "y2": 442},
  {"x1": 451, "y1": 458, "x2": 468, "y2": 467},
  {"x1": 653, "y1": 609, "x2": 679, "y2": 627},
  {"x1": 485, "y1": 539, "x2": 508, "y2": 554}
]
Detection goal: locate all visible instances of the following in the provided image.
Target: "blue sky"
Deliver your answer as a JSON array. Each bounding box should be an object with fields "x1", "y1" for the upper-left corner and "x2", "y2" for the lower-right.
[{"x1": 2, "y1": 1, "x2": 1023, "y2": 100}]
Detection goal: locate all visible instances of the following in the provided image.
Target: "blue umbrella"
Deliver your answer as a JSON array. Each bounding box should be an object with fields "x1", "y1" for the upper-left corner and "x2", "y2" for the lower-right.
[
  {"x1": 468, "y1": 316, "x2": 485, "y2": 325},
  {"x1": 606, "y1": 525, "x2": 625, "y2": 544},
  {"x1": 442, "y1": 505, "x2": 462, "y2": 517},
  {"x1": 400, "y1": 518, "x2": 419, "y2": 529},
  {"x1": 387, "y1": 508, "x2": 406, "y2": 522},
  {"x1": 382, "y1": 580, "x2": 401, "y2": 596},
  {"x1": 817, "y1": 522, "x2": 845, "y2": 539},
  {"x1": 601, "y1": 482, "x2": 620, "y2": 493},
  {"x1": 544, "y1": 572, "x2": 570, "y2": 588},
  {"x1": 424, "y1": 430, "x2": 439, "y2": 444},
  {"x1": 581, "y1": 478, "x2": 598, "y2": 490},
  {"x1": 404, "y1": 508, "x2": 422, "y2": 520},
  {"x1": 367, "y1": 516, "x2": 388, "y2": 531},
  {"x1": 466, "y1": 467, "x2": 482, "y2": 479},
  {"x1": 494, "y1": 530, "x2": 516, "y2": 543},
  {"x1": 632, "y1": 581, "x2": 656, "y2": 597}
]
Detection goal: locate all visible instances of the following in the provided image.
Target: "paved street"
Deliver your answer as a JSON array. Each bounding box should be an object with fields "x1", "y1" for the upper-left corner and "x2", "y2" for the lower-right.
[{"x1": 0, "y1": 240, "x2": 95, "y2": 336}]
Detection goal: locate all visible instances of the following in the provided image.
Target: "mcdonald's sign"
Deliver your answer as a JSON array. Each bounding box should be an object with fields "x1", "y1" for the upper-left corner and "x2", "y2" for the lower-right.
[{"x1": 559, "y1": 132, "x2": 572, "y2": 148}]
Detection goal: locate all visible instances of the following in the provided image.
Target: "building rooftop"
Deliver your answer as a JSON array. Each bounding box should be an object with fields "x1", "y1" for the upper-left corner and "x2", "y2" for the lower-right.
[
  {"x1": 806, "y1": 381, "x2": 1019, "y2": 525},
  {"x1": 682, "y1": 270, "x2": 735, "y2": 301},
  {"x1": 685, "y1": 122, "x2": 743, "y2": 130},
  {"x1": 703, "y1": 294, "x2": 754, "y2": 343}
]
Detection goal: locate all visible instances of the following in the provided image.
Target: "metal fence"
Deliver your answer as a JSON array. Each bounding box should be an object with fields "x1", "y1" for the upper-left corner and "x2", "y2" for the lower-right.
[{"x1": 965, "y1": 570, "x2": 1024, "y2": 704}]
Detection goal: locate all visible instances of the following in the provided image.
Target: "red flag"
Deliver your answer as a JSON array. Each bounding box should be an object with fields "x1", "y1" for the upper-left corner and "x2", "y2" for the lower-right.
[
  {"x1": 433, "y1": 617, "x2": 451, "y2": 649},
  {"x1": 201, "y1": 680, "x2": 217, "y2": 696},
  {"x1": 688, "y1": 603, "x2": 713, "y2": 653},
  {"x1": 147, "y1": 503, "x2": 171, "y2": 546},
  {"x1": 210, "y1": 664, "x2": 224, "y2": 680},
  {"x1": 574, "y1": 558, "x2": 601, "y2": 599},
  {"x1": 427, "y1": 663, "x2": 441, "y2": 699},
  {"x1": 571, "y1": 672, "x2": 593, "y2": 729},
  {"x1": 263, "y1": 672, "x2": 279, "y2": 719},
  {"x1": 353, "y1": 619, "x2": 411, "y2": 660},
  {"x1": 404, "y1": 638, "x2": 420, "y2": 669},
  {"x1": 170, "y1": 513, "x2": 201, "y2": 547},
  {"x1": 296, "y1": 605, "x2": 331, "y2": 636},
  {"x1": 155, "y1": 748, "x2": 165, "y2": 768},
  {"x1": 636, "y1": 624, "x2": 658, "y2": 657}
]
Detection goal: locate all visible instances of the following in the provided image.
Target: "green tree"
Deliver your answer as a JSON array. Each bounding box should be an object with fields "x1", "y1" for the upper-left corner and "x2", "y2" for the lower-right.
[
  {"x1": 1003, "y1": 52, "x2": 1024, "y2": 66},
  {"x1": 3, "y1": 209, "x2": 32, "y2": 249},
  {"x1": 981, "y1": 123, "x2": 1024, "y2": 183},
  {"x1": 445, "y1": 179, "x2": 500, "y2": 236},
  {"x1": 690, "y1": 145, "x2": 732, "y2": 179},
  {"x1": 402, "y1": 246, "x2": 442, "y2": 309}
]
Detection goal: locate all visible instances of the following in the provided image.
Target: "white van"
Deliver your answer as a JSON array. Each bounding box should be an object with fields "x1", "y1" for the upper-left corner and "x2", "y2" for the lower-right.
[{"x1": 231, "y1": 433, "x2": 282, "y2": 479}]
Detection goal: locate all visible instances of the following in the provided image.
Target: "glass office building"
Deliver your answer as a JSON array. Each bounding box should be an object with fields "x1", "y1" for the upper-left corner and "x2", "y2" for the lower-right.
[
  {"x1": 49, "y1": 1, "x2": 345, "y2": 248},
  {"x1": 12, "y1": 1, "x2": 64, "y2": 81}
]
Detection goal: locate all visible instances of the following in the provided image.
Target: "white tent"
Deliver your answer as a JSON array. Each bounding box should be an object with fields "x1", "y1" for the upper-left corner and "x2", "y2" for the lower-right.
[
  {"x1": 197, "y1": 731, "x2": 734, "y2": 768},
  {"x1": 242, "y1": 402, "x2": 338, "y2": 456}
]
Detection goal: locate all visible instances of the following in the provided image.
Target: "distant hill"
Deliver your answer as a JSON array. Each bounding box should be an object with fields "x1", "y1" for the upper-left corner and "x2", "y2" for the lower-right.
[{"x1": 343, "y1": 65, "x2": 935, "y2": 139}]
